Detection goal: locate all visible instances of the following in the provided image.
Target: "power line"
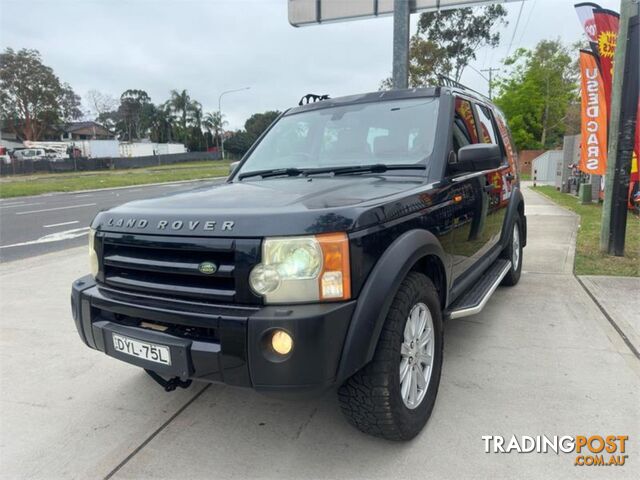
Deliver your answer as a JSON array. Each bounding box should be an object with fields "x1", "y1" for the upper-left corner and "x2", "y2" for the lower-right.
[
  {"x1": 505, "y1": 1, "x2": 526, "y2": 58},
  {"x1": 517, "y1": 0, "x2": 537, "y2": 48},
  {"x1": 467, "y1": 64, "x2": 489, "y2": 82}
]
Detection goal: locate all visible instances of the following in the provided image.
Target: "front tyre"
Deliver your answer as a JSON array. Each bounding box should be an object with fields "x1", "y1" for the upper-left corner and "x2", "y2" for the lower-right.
[
  {"x1": 501, "y1": 217, "x2": 523, "y2": 286},
  {"x1": 338, "y1": 272, "x2": 443, "y2": 441}
]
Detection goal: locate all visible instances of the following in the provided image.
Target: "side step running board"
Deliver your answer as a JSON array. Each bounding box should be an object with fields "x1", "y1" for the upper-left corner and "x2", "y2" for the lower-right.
[{"x1": 447, "y1": 259, "x2": 512, "y2": 319}]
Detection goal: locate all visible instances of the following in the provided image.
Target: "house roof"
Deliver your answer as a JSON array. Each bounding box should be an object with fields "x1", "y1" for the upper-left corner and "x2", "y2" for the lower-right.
[{"x1": 63, "y1": 121, "x2": 111, "y2": 133}]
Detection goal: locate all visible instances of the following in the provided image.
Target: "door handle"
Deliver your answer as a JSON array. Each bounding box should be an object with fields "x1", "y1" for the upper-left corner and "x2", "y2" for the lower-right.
[{"x1": 483, "y1": 184, "x2": 494, "y2": 192}]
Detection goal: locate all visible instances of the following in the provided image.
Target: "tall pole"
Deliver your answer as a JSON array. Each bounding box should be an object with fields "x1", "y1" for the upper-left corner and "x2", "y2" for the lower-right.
[
  {"x1": 481, "y1": 67, "x2": 500, "y2": 99},
  {"x1": 599, "y1": 0, "x2": 639, "y2": 255},
  {"x1": 218, "y1": 87, "x2": 250, "y2": 160},
  {"x1": 392, "y1": 0, "x2": 411, "y2": 89}
]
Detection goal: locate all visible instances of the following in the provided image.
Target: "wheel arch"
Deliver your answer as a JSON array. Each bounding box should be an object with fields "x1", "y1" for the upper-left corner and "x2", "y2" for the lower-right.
[
  {"x1": 499, "y1": 186, "x2": 527, "y2": 249},
  {"x1": 337, "y1": 229, "x2": 449, "y2": 383}
]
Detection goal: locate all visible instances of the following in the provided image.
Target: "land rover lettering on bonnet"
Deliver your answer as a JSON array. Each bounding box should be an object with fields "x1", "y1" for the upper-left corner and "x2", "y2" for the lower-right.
[
  {"x1": 71, "y1": 85, "x2": 526, "y2": 441},
  {"x1": 104, "y1": 217, "x2": 235, "y2": 232}
]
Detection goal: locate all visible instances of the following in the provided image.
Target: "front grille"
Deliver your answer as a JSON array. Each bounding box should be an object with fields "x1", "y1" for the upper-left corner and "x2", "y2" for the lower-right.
[{"x1": 98, "y1": 233, "x2": 261, "y2": 305}]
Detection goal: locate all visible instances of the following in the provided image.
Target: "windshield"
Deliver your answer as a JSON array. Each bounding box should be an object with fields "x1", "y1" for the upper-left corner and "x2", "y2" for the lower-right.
[{"x1": 237, "y1": 98, "x2": 439, "y2": 176}]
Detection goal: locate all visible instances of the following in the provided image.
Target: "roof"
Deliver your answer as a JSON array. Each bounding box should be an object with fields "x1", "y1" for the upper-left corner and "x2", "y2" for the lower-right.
[
  {"x1": 287, "y1": 85, "x2": 491, "y2": 116},
  {"x1": 63, "y1": 121, "x2": 111, "y2": 133}
]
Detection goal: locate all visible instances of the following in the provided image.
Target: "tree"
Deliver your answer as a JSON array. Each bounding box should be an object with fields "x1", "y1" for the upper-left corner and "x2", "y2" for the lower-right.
[
  {"x1": 0, "y1": 48, "x2": 82, "y2": 140},
  {"x1": 186, "y1": 102, "x2": 205, "y2": 151},
  {"x1": 117, "y1": 89, "x2": 152, "y2": 141},
  {"x1": 224, "y1": 130, "x2": 254, "y2": 156},
  {"x1": 148, "y1": 103, "x2": 174, "y2": 143},
  {"x1": 494, "y1": 40, "x2": 579, "y2": 150},
  {"x1": 381, "y1": 38, "x2": 452, "y2": 89},
  {"x1": 203, "y1": 111, "x2": 227, "y2": 149},
  {"x1": 382, "y1": 5, "x2": 507, "y2": 88},
  {"x1": 224, "y1": 111, "x2": 282, "y2": 157},
  {"x1": 85, "y1": 90, "x2": 118, "y2": 121},
  {"x1": 166, "y1": 89, "x2": 201, "y2": 143},
  {"x1": 244, "y1": 111, "x2": 280, "y2": 142}
]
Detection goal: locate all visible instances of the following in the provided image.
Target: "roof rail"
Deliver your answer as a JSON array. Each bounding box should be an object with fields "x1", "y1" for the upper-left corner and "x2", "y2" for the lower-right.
[
  {"x1": 298, "y1": 93, "x2": 330, "y2": 106},
  {"x1": 437, "y1": 75, "x2": 491, "y2": 102}
]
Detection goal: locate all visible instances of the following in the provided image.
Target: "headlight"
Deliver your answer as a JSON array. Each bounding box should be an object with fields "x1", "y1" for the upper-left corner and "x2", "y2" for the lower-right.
[
  {"x1": 250, "y1": 233, "x2": 351, "y2": 304},
  {"x1": 88, "y1": 228, "x2": 99, "y2": 278}
]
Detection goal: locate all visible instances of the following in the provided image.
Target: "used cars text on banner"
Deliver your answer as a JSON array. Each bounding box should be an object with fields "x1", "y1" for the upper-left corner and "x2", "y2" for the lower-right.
[{"x1": 579, "y1": 50, "x2": 608, "y2": 176}]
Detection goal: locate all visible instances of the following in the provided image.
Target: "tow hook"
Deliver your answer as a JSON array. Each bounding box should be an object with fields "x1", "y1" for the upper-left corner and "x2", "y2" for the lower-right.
[{"x1": 144, "y1": 369, "x2": 192, "y2": 392}]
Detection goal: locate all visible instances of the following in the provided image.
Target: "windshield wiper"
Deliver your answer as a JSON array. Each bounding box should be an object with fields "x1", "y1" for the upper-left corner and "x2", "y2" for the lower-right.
[
  {"x1": 238, "y1": 163, "x2": 426, "y2": 180},
  {"x1": 304, "y1": 163, "x2": 427, "y2": 176},
  {"x1": 238, "y1": 167, "x2": 306, "y2": 180}
]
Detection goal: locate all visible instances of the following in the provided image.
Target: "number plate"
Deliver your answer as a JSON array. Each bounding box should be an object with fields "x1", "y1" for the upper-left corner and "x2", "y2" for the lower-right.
[{"x1": 112, "y1": 333, "x2": 172, "y2": 366}]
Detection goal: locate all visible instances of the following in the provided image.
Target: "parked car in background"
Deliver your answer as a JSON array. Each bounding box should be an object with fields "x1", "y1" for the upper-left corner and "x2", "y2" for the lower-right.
[
  {"x1": 13, "y1": 148, "x2": 47, "y2": 161},
  {"x1": 43, "y1": 149, "x2": 67, "y2": 161},
  {"x1": 0, "y1": 146, "x2": 10, "y2": 164}
]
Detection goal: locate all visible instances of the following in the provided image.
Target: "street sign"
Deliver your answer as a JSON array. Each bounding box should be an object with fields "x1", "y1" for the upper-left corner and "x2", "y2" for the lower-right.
[{"x1": 289, "y1": 0, "x2": 520, "y2": 27}]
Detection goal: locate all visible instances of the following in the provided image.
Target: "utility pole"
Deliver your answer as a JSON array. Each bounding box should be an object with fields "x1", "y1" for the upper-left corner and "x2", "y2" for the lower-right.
[
  {"x1": 218, "y1": 87, "x2": 251, "y2": 160},
  {"x1": 392, "y1": 0, "x2": 411, "y2": 89},
  {"x1": 481, "y1": 67, "x2": 500, "y2": 99},
  {"x1": 599, "y1": 0, "x2": 639, "y2": 255}
]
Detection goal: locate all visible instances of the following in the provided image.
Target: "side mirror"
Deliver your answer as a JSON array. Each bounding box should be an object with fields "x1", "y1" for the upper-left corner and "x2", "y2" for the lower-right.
[
  {"x1": 228, "y1": 161, "x2": 240, "y2": 177},
  {"x1": 453, "y1": 144, "x2": 502, "y2": 172}
]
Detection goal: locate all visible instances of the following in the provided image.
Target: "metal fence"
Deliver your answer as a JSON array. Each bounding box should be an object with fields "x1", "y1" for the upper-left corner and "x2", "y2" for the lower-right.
[{"x1": 0, "y1": 151, "x2": 222, "y2": 176}]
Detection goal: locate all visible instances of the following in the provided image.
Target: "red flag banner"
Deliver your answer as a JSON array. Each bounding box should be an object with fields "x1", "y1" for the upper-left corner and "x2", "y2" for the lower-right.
[
  {"x1": 632, "y1": 100, "x2": 639, "y2": 182},
  {"x1": 593, "y1": 8, "x2": 620, "y2": 115},
  {"x1": 574, "y1": 2, "x2": 601, "y2": 56},
  {"x1": 579, "y1": 50, "x2": 608, "y2": 176}
]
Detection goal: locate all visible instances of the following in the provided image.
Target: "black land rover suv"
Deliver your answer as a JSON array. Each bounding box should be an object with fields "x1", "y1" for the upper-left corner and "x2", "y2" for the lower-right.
[{"x1": 71, "y1": 86, "x2": 526, "y2": 441}]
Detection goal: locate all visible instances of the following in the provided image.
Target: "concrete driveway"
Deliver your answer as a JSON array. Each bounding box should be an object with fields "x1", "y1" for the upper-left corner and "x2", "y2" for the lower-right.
[{"x1": 1, "y1": 186, "x2": 638, "y2": 479}]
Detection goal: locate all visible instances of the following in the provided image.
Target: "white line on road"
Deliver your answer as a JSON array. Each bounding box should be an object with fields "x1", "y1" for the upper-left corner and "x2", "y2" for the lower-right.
[
  {"x1": 73, "y1": 194, "x2": 92, "y2": 198},
  {"x1": 0, "y1": 227, "x2": 90, "y2": 249},
  {"x1": 43, "y1": 220, "x2": 80, "y2": 228},
  {"x1": 0, "y1": 202, "x2": 42, "y2": 209},
  {"x1": 15, "y1": 203, "x2": 97, "y2": 215}
]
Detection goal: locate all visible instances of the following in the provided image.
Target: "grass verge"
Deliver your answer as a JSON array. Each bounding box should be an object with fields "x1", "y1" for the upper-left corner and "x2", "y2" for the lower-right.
[
  {"x1": 0, "y1": 160, "x2": 231, "y2": 198},
  {"x1": 533, "y1": 185, "x2": 639, "y2": 277}
]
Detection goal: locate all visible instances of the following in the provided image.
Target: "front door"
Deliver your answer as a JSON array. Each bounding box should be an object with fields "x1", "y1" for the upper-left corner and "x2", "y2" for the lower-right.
[{"x1": 446, "y1": 97, "x2": 507, "y2": 282}]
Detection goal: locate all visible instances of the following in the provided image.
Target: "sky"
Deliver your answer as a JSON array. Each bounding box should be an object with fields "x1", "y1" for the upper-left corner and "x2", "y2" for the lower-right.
[{"x1": 0, "y1": 0, "x2": 622, "y2": 130}]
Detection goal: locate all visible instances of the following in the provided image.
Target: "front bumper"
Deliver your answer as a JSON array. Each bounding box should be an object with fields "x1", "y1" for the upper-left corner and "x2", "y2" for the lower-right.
[{"x1": 71, "y1": 276, "x2": 356, "y2": 396}]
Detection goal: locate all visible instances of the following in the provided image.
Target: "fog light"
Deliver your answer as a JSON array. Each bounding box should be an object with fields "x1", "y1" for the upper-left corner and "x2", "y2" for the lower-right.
[{"x1": 271, "y1": 330, "x2": 293, "y2": 355}]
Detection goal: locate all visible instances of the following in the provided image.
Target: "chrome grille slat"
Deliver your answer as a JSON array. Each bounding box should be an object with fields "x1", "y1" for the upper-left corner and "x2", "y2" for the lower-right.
[
  {"x1": 104, "y1": 275, "x2": 235, "y2": 300},
  {"x1": 103, "y1": 254, "x2": 235, "y2": 277},
  {"x1": 99, "y1": 233, "x2": 238, "y2": 303}
]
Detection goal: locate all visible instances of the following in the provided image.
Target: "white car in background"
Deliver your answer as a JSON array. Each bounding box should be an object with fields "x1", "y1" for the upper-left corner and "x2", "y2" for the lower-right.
[{"x1": 13, "y1": 148, "x2": 47, "y2": 161}]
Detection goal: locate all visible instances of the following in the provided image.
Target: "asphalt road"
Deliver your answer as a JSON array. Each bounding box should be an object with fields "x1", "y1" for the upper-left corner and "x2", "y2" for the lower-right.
[
  {"x1": 0, "y1": 179, "x2": 225, "y2": 263},
  {"x1": 1, "y1": 187, "x2": 638, "y2": 479}
]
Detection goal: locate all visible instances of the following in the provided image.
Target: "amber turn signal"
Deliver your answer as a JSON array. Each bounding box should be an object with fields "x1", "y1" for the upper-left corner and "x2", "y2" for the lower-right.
[{"x1": 316, "y1": 232, "x2": 351, "y2": 301}]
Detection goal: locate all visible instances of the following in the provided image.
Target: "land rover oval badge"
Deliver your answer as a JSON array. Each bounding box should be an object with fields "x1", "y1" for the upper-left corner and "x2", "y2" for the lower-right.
[{"x1": 198, "y1": 262, "x2": 217, "y2": 275}]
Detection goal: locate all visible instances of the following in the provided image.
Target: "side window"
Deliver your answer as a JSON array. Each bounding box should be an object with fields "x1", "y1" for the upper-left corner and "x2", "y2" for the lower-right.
[
  {"x1": 475, "y1": 104, "x2": 499, "y2": 145},
  {"x1": 476, "y1": 104, "x2": 508, "y2": 166},
  {"x1": 453, "y1": 98, "x2": 479, "y2": 154}
]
